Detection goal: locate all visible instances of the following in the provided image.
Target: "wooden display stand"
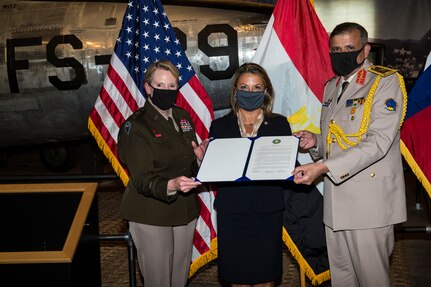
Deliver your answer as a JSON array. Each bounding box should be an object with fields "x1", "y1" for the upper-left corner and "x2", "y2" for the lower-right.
[{"x1": 0, "y1": 183, "x2": 100, "y2": 287}]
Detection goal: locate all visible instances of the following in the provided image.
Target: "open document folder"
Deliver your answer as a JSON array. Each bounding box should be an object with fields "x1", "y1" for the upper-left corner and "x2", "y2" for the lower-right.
[{"x1": 196, "y1": 136, "x2": 299, "y2": 182}]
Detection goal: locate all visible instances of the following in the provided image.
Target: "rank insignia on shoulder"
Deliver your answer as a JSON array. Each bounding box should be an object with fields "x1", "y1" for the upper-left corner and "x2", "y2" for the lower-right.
[
  {"x1": 124, "y1": 121, "x2": 132, "y2": 135},
  {"x1": 384, "y1": 98, "x2": 397, "y2": 111},
  {"x1": 368, "y1": 65, "x2": 397, "y2": 77}
]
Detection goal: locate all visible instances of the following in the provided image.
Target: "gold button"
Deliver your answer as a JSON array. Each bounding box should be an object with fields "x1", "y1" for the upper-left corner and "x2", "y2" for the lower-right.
[
  {"x1": 330, "y1": 119, "x2": 335, "y2": 124},
  {"x1": 331, "y1": 138, "x2": 336, "y2": 143},
  {"x1": 351, "y1": 116, "x2": 355, "y2": 120},
  {"x1": 371, "y1": 173, "x2": 375, "y2": 177}
]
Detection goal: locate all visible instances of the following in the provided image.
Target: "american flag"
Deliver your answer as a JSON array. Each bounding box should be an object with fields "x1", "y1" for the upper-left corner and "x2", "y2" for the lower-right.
[{"x1": 87, "y1": 0, "x2": 216, "y2": 276}]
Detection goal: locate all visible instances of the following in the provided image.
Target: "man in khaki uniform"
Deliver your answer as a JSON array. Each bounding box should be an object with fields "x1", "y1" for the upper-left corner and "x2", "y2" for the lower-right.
[{"x1": 292, "y1": 22, "x2": 407, "y2": 286}]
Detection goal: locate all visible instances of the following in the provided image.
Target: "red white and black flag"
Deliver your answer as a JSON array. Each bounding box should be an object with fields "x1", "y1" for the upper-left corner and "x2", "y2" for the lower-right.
[{"x1": 253, "y1": 0, "x2": 334, "y2": 284}]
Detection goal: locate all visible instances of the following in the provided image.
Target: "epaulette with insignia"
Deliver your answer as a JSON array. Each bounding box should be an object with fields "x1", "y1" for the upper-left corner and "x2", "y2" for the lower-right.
[{"x1": 368, "y1": 65, "x2": 397, "y2": 77}]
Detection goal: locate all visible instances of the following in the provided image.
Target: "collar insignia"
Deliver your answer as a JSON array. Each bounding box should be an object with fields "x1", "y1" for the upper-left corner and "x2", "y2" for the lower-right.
[{"x1": 356, "y1": 69, "x2": 366, "y2": 85}]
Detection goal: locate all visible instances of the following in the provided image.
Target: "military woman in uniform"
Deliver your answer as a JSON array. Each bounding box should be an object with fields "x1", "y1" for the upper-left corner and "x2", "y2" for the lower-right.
[{"x1": 117, "y1": 60, "x2": 206, "y2": 287}]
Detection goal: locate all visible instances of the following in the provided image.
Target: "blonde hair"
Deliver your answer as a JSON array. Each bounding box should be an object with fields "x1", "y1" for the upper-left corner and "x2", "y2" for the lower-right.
[{"x1": 143, "y1": 60, "x2": 180, "y2": 86}]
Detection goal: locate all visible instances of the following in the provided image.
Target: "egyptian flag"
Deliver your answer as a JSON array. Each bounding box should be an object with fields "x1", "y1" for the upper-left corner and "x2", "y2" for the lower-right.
[{"x1": 253, "y1": 0, "x2": 334, "y2": 284}]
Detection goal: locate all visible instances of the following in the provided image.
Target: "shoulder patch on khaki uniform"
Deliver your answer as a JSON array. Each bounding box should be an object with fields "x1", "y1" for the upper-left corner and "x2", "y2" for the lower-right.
[{"x1": 367, "y1": 65, "x2": 397, "y2": 77}]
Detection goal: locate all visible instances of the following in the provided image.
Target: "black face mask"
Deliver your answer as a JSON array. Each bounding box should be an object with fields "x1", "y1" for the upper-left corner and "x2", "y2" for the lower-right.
[
  {"x1": 236, "y1": 90, "x2": 265, "y2": 111},
  {"x1": 330, "y1": 46, "x2": 365, "y2": 76},
  {"x1": 149, "y1": 85, "x2": 178, "y2": 110}
]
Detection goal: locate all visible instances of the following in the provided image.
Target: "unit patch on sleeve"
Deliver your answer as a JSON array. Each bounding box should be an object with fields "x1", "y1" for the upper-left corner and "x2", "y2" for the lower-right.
[
  {"x1": 384, "y1": 98, "x2": 398, "y2": 111},
  {"x1": 124, "y1": 121, "x2": 132, "y2": 135}
]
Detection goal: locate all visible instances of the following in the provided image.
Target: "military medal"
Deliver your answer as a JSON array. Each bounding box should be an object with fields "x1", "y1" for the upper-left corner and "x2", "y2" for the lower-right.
[{"x1": 180, "y1": 119, "x2": 192, "y2": 132}]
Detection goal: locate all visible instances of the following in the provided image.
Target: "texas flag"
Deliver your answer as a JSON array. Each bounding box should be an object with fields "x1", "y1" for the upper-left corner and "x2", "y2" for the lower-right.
[
  {"x1": 253, "y1": 0, "x2": 334, "y2": 284},
  {"x1": 401, "y1": 51, "x2": 431, "y2": 199}
]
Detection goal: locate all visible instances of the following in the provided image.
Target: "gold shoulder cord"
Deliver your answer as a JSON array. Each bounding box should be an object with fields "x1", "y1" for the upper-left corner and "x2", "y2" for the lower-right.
[{"x1": 325, "y1": 72, "x2": 407, "y2": 158}]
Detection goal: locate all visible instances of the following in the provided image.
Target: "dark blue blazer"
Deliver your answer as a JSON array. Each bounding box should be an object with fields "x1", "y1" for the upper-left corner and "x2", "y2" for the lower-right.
[{"x1": 209, "y1": 112, "x2": 292, "y2": 214}]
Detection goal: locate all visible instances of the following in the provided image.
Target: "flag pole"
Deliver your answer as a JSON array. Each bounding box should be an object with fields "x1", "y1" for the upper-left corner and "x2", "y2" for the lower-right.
[{"x1": 300, "y1": 268, "x2": 306, "y2": 287}]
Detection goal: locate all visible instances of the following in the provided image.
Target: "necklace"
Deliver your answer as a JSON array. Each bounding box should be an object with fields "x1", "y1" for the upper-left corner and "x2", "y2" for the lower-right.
[
  {"x1": 241, "y1": 110, "x2": 260, "y2": 126},
  {"x1": 238, "y1": 109, "x2": 263, "y2": 138}
]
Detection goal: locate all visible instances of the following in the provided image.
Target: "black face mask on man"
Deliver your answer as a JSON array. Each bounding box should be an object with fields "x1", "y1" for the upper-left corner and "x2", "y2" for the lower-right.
[
  {"x1": 236, "y1": 90, "x2": 265, "y2": 111},
  {"x1": 149, "y1": 85, "x2": 178, "y2": 110},
  {"x1": 330, "y1": 46, "x2": 365, "y2": 76}
]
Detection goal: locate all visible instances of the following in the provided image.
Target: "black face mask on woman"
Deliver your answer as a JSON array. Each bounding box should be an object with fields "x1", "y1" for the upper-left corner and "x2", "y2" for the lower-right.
[
  {"x1": 330, "y1": 46, "x2": 365, "y2": 76},
  {"x1": 149, "y1": 85, "x2": 178, "y2": 110},
  {"x1": 236, "y1": 90, "x2": 265, "y2": 111}
]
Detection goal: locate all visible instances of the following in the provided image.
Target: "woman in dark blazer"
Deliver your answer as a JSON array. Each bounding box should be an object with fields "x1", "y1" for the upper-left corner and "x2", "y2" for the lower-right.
[{"x1": 210, "y1": 63, "x2": 292, "y2": 286}]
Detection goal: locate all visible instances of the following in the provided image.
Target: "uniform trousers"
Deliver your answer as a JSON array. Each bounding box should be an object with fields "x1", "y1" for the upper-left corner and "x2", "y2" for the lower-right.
[
  {"x1": 325, "y1": 225, "x2": 394, "y2": 287},
  {"x1": 129, "y1": 219, "x2": 197, "y2": 287}
]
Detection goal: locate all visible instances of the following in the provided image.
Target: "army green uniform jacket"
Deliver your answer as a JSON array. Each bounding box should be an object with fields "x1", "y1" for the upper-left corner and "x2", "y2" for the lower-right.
[{"x1": 118, "y1": 101, "x2": 200, "y2": 226}]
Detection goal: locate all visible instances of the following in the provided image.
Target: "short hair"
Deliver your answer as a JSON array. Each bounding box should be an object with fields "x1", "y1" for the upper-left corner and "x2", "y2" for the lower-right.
[
  {"x1": 230, "y1": 63, "x2": 275, "y2": 117},
  {"x1": 143, "y1": 60, "x2": 180, "y2": 86},
  {"x1": 330, "y1": 22, "x2": 368, "y2": 46}
]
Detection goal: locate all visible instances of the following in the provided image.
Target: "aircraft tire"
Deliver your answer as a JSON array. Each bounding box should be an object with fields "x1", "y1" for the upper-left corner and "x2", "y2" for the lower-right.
[{"x1": 38, "y1": 143, "x2": 78, "y2": 172}]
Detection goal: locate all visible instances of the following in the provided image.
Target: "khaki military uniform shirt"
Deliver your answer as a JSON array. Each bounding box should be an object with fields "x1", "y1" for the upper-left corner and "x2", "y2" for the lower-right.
[{"x1": 312, "y1": 60, "x2": 407, "y2": 231}]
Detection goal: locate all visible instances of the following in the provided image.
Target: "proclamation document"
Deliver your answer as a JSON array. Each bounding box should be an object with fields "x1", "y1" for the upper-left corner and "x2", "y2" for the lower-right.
[{"x1": 196, "y1": 136, "x2": 299, "y2": 182}]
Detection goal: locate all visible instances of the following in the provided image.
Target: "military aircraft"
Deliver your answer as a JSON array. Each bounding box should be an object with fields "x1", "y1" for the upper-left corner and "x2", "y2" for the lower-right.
[
  {"x1": 0, "y1": 0, "x2": 273, "y2": 171},
  {"x1": 1, "y1": 0, "x2": 429, "y2": 172}
]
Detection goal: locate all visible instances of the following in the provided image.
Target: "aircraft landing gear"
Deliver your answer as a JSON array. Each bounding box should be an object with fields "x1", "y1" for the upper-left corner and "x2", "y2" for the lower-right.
[{"x1": 38, "y1": 143, "x2": 78, "y2": 172}]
